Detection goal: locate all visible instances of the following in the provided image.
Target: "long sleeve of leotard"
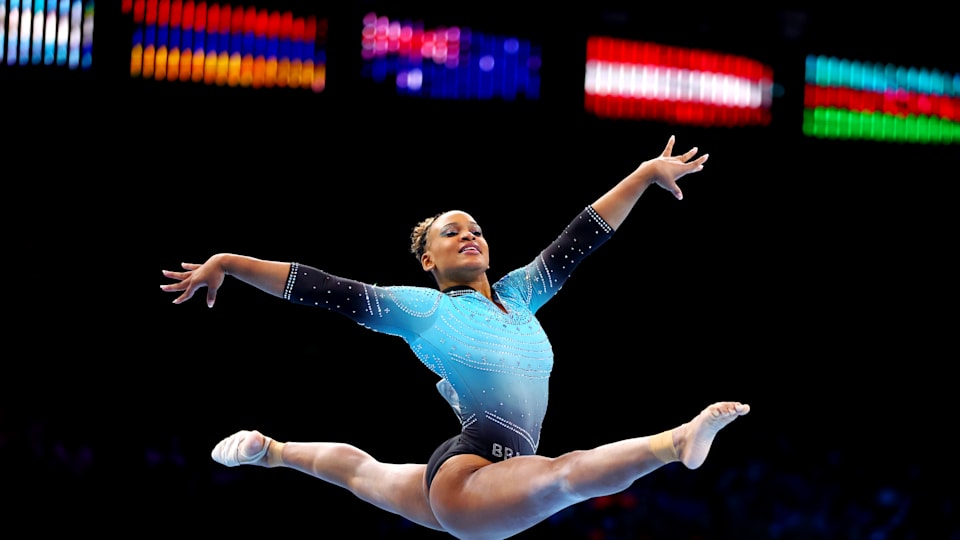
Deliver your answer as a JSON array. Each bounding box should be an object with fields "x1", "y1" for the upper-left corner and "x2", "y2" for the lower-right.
[
  {"x1": 281, "y1": 264, "x2": 440, "y2": 340},
  {"x1": 495, "y1": 205, "x2": 614, "y2": 314}
]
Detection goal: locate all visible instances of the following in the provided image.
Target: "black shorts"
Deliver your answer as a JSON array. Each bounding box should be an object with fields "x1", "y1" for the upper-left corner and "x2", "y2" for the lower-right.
[{"x1": 425, "y1": 434, "x2": 483, "y2": 490}]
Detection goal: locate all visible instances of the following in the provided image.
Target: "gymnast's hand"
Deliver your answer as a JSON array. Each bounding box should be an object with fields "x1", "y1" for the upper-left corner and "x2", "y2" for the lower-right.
[
  {"x1": 161, "y1": 257, "x2": 226, "y2": 308},
  {"x1": 636, "y1": 135, "x2": 709, "y2": 201}
]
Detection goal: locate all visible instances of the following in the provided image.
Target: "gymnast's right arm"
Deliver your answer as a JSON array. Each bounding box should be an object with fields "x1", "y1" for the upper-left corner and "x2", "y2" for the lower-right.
[{"x1": 161, "y1": 253, "x2": 291, "y2": 308}]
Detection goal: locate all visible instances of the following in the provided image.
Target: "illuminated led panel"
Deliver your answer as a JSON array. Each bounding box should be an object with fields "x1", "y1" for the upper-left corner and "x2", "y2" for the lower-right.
[
  {"x1": 584, "y1": 37, "x2": 773, "y2": 127},
  {"x1": 123, "y1": 1, "x2": 327, "y2": 92},
  {"x1": 360, "y1": 12, "x2": 541, "y2": 101},
  {"x1": 803, "y1": 55, "x2": 959, "y2": 144},
  {"x1": 1, "y1": 0, "x2": 93, "y2": 69}
]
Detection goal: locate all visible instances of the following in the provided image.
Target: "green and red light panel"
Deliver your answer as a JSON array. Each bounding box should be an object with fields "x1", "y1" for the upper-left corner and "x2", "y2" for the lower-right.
[
  {"x1": 121, "y1": 0, "x2": 326, "y2": 91},
  {"x1": 1, "y1": 0, "x2": 94, "y2": 69},
  {"x1": 584, "y1": 36, "x2": 773, "y2": 126},
  {"x1": 803, "y1": 54, "x2": 958, "y2": 144}
]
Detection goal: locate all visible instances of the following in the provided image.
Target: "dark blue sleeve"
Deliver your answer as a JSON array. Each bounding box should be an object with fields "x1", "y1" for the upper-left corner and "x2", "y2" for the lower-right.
[
  {"x1": 499, "y1": 205, "x2": 615, "y2": 313},
  {"x1": 281, "y1": 263, "x2": 443, "y2": 337}
]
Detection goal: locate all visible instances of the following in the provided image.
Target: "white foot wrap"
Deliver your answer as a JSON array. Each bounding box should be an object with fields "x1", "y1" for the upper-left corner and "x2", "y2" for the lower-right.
[{"x1": 211, "y1": 430, "x2": 270, "y2": 467}]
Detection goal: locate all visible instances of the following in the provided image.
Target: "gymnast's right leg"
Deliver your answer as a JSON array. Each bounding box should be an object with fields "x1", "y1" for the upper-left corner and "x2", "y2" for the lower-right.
[{"x1": 211, "y1": 430, "x2": 445, "y2": 532}]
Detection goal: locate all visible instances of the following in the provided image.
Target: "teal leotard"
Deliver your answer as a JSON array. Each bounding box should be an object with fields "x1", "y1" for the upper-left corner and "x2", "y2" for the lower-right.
[{"x1": 283, "y1": 206, "x2": 613, "y2": 472}]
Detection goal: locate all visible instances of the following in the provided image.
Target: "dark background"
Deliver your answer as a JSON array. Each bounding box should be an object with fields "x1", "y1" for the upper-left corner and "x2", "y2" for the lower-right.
[{"x1": 6, "y1": 2, "x2": 957, "y2": 538}]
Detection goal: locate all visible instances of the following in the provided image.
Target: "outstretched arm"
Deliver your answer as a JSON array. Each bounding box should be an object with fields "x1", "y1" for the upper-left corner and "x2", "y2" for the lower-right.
[
  {"x1": 161, "y1": 253, "x2": 291, "y2": 308},
  {"x1": 591, "y1": 135, "x2": 708, "y2": 230}
]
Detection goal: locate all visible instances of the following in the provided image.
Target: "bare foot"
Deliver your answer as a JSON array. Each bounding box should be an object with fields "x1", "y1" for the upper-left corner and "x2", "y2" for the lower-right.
[
  {"x1": 211, "y1": 429, "x2": 271, "y2": 467},
  {"x1": 675, "y1": 402, "x2": 750, "y2": 469}
]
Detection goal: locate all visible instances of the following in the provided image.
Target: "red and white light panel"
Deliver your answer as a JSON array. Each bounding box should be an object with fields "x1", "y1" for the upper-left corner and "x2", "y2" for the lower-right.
[{"x1": 584, "y1": 36, "x2": 773, "y2": 127}]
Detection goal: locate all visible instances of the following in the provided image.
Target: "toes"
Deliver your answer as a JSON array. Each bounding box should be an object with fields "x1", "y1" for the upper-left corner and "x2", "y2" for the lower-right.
[
  {"x1": 210, "y1": 430, "x2": 255, "y2": 467},
  {"x1": 239, "y1": 435, "x2": 266, "y2": 462}
]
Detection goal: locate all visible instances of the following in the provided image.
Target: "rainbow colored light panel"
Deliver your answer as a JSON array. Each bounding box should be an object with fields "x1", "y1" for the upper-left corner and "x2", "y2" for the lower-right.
[
  {"x1": 121, "y1": 0, "x2": 326, "y2": 92},
  {"x1": 1, "y1": 0, "x2": 93, "y2": 69},
  {"x1": 360, "y1": 12, "x2": 541, "y2": 101},
  {"x1": 803, "y1": 55, "x2": 958, "y2": 144},
  {"x1": 584, "y1": 37, "x2": 773, "y2": 127}
]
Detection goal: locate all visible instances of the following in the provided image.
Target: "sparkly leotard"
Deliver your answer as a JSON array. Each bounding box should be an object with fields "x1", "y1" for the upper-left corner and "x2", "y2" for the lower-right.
[{"x1": 283, "y1": 206, "x2": 614, "y2": 483}]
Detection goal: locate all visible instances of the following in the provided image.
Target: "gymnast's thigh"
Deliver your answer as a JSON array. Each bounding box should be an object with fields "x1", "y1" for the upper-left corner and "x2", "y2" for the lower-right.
[{"x1": 427, "y1": 453, "x2": 568, "y2": 537}]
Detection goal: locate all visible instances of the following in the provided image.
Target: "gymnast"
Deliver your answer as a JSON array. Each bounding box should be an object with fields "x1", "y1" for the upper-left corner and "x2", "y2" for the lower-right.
[{"x1": 161, "y1": 135, "x2": 750, "y2": 540}]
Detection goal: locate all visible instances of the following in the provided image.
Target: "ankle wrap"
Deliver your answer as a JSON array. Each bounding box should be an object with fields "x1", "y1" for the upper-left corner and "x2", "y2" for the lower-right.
[
  {"x1": 267, "y1": 439, "x2": 286, "y2": 468},
  {"x1": 650, "y1": 429, "x2": 678, "y2": 463}
]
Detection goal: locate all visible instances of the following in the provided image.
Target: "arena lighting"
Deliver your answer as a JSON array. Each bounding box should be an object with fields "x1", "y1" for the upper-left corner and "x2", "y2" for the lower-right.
[
  {"x1": 584, "y1": 36, "x2": 773, "y2": 127},
  {"x1": 122, "y1": 0, "x2": 326, "y2": 91},
  {"x1": 803, "y1": 54, "x2": 959, "y2": 144},
  {"x1": 360, "y1": 11, "x2": 541, "y2": 100},
  {"x1": 1, "y1": 0, "x2": 93, "y2": 69}
]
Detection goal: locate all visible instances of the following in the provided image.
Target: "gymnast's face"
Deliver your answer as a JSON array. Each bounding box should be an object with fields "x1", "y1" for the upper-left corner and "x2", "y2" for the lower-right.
[{"x1": 421, "y1": 210, "x2": 490, "y2": 279}]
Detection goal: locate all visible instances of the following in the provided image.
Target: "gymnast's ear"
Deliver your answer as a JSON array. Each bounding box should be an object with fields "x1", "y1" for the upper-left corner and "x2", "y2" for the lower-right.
[{"x1": 421, "y1": 252, "x2": 435, "y2": 272}]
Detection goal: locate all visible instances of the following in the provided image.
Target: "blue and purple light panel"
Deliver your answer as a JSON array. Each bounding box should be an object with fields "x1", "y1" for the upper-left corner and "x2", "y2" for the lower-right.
[
  {"x1": 803, "y1": 54, "x2": 958, "y2": 144},
  {"x1": 360, "y1": 12, "x2": 541, "y2": 101},
  {"x1": 584, "y1": 37, "x2": 773, "y2": 127},
  {"x1": 121, "y1": 0, "x2": 326, "y2": 91},
  {"x1": 1, "y1": 0, "x2": 93, "y2": 69}
]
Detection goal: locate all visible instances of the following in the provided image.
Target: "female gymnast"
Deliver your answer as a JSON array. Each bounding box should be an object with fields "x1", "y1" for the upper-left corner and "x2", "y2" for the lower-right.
[{"x1": 161, "y1": 135, "x2": 750, "y2": 540}]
